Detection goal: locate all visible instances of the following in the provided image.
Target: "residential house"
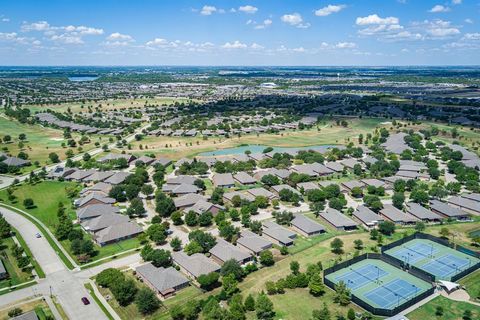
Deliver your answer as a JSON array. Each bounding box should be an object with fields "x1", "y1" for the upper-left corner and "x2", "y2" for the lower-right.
[
  {"x1": 233, "y1": 172, "x2": 257, "y2": 185},
  {"x1": 94, "y1": 221, "x2": 143, "y2": 246},
  {"x1": 380, "y1": 204, "x2": 418, "y2": 225},
  {"x1": 262, "y1": 221, "x2": 297, "y2": 246},
  {"x1": 236, "y1": 230, "x2": 273, "y2": 255},
  {"x1": 352, "y1": 205, "x2": 383, "y2": 228},
  {"x1": 209, "y1": 238, "x2": 252, "y2": 265},
  {"x1": 212, "y1": 173, "x2": 235, "y2": 188},
  {"x1": 405, "y1": 202, "x2": 442, "y2": 222},
  {"x1": 136, "y1": 263, "x2": 189, "y2": 299},
  {"x1": 430, "y1": 200, "x2": 470, "y2": 220},
  {"x1": 291, "y1": 214, "x2": 326, "y2": 237},
  {"x1": 172, "y1": 252, "x2": 220, "y2": 279},
  {"x1": 319, "y1": 209, "x2": 358, "y2": 231}
]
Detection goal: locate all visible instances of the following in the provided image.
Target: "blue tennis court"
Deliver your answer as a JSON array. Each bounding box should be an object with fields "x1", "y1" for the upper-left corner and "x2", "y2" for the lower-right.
[
  {"x1": 365, "y1": 279, "x2": 420, "y2": 309},
  {"x1": 334, "y1": 264, "x2": 388, "y2": 290},
  {"x1": 390, "y1": 242, "x2": 438, "y2": 264},
  {"x1": 422, "y1": 254, "x2": 471, "y2": 278}
]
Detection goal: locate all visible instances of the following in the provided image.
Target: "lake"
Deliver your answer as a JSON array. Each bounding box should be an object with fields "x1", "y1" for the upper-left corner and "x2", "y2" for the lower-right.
[
  {"x1": 68, "y1": 76, "x2": 99, "y2": 82},
  {"x1": 198, "y1": 144, "x2": 340, "y2": 157}
]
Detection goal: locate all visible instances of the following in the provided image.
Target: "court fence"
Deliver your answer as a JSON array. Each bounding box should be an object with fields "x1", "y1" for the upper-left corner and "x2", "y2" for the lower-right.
[
  {"x1": 323, "y1": 252, "x2": 435, "y2": 317},
  {"x1": 380, "y1": 232, "x2": 480, "y2": 281}
]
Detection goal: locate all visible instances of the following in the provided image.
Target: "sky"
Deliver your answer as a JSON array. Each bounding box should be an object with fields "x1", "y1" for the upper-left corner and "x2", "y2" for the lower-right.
[{"x1": 0, "y1": 0, "x2": 479, "y2": 66}]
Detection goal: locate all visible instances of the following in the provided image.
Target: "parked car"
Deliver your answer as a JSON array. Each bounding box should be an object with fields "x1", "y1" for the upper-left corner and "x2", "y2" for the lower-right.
[
  {"x1": 35, "y1": 233, "x2": 41, "y2": 238},
  {"x1": 81, "y1": 297, "x2": 90, "y2": 305}
]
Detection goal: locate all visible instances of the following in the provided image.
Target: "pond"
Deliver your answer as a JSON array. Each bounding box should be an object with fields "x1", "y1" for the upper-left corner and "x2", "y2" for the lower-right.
[
  {"x1": 68, "y1": 76, "x2": 99, "y2": 82},
  {"x1": 198, "y1": 144, "x2": 341, "y2": 157}
]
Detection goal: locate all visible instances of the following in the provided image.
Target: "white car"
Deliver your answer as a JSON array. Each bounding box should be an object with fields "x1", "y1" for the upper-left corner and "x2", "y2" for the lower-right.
[{"x1": 35, "y1": 233, "x2": 41, "y2": 238}]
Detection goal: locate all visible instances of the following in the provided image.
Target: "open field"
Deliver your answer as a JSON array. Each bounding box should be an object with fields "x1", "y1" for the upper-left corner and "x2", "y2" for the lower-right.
[
  {"x1": 0, "y1": 115, "x2": 110, "y2": 168},
  {"x1": 129, "y1": 118, "x2": 386, "y2": 160},
  {"x1": 407, "y1": 295, "x2": 480, "y2": 320},
  {"x1": 0, "y1": 181, "x2": 141, "y2": 265},
  {"x1": 23, "y1": 97, "x2": 197, "y2": 113},
  {"x1": 459, "y1": 270, "x2": 480, "y2": 301}
]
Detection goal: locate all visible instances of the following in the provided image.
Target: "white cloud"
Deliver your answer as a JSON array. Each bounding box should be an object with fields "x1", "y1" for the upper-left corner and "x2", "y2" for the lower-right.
[
  {"x1": 238, "y1": 5, "x2": 258, "y2": 14},
  {"x1": 49, "y1": 34, "x2": 83, "y2": 44},
  {"x1": 200, "y1": 5, "x2": 217, "y2": 16},
  {"x1": 335, "y1": 42, "x2": 356, "y2": 48},
  {"x1": 222, "y1": 40, "x2": 247, "y2": 49},
  {"x1": 250, "y1": 43, "x2": 264, "y2": 50},
  {"x1": 452, "y1": 0, "x2": 462, "y2": 4},
  {"x1": 292, "y1": 47, "x2": 306, "y2": 52},
  {"x1": 315, "y1": 4, "x2": 346, "y2": 17},
  {"x1": 254, "y1": 19, "x2": 272, "y2": 29},
  {"x1": 429, "y1": 5, "x2": 450, "y2": 13},
  {"x1": 2, "y1": 18, "x2": 9, "y2": 22},
  {"x1": 281, "y1": 13, "x2": 310, "y2": 28},
  {"x1": 464, "y1": 18, "x2": 473, "y2": 24},
  {"x1": 146, "y1": 38, "x2": 168, "y2": 46},
  {"x1": 463, "y1": 33, "x2": 480, "y2": 40},
  {"x1": 21, "y1": 20, "x2": 50, "y2": 32},
  {"x1": 356, "y1": 14, "x2": 399, "y2": 25},
  {"x1": 420, "y1": 19, "x2": 460, "y2": 38},
  {"x1": 104, "y1": 33, "x2": 134, "y2": 46}
]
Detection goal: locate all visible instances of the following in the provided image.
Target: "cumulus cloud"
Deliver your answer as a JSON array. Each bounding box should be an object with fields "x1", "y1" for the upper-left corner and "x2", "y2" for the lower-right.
[
  {"x1": 20, "y1": 20, "x2": 103, "y2": 45},
  {"x1": 281, "y1": 13, "x2": 310, "y2": 28},
  {"x1": 222, "y1": 40, "x2": 247, "y2": 49},
  {"x1": 253, "y1": 19, "x2": 272, "y2": 29},
  {"x1": 200, "y1": 5, "x2": 217, "y2": 15},
  {"x1": 419, "y1": 19, "x2": 460, "y2": 38},
  {"x1": 452, "y1": 0, "x2": 462, "y2": 4},
  {"x1": 315, "y1": 4, "x2": 346, "y2": 17},
  {"x1": 335, "y1": 42, "x2": 356, "y2": 48},
  {"x1": 429, "y1": 5, "x2": 450, "y2": 13},
  {"x1": 104, "y1": 32, "x2": 134, "y2": 46},
  {"x1": 238, "y1": 5, "x2": 258, "y2": 14},
  {"x1": 356, "y1": 14, "x2": 399, "y2": 25}
]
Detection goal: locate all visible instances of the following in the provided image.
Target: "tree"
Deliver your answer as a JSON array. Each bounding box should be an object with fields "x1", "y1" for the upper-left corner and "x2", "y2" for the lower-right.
[
  {"x1": 463, "y1": 309, "x2": 472, "y2": 320},
  {"x1": 126, "y1": 198, "x2": 145, "y2": 218},
  {"x1": 111, "y1": 279, "x2": 138, "y2": 306},
  {"x1": 261, "y1": 174, "x2": 280, "y2": 187},
  {"x1": 260, "y1": 250, "x2": 274, "y2": 266},
  {"x1": 435, "y1": 306, "x2": 443, "y2": 316},
  {"x1": 244, "y1": 294, "x2": 255, "y2": 311},
  {"x1": 334, "y1": 281, "x2": 351, "y2": 306},
  {"x1": 184, "y1": 211, "x2": 198, "y2": 226},
  {"x1": 198, "y1": 211, "x2": 213, "y2": 226},
  {"x1": 169, "y1": 305, "x2": 184, "y2": 320},
  {"x1": 353, "y1": 239, "x2": 363, "y2": 250},
  {"x1": 221, "y1": 259, "x2": 244, "y2": 280},
  {"x1": 378, "y1": 221, "x2": 396, "y2": 236},
  {"x1": 155, "y1": 192, "x2": 176, "y2": 217},
  {"x1": 290, "y1": 261, "x2": 300, "y2": 275},
  {"x1": 49, "y1": 152, "x2": 60, "y2": 163},
  {"x1": 222, "y1": 273, "x2": 239, "y2": 297},
  {"x1": 440, "y1": 227, "x2": 450, "y2": 239},
  {"x1": 171, "y1": 211, "x2": 184, "y2": 225},
  {"x1": 415, "y1": 221, "x2": 426, "y2": 232},
  {"x1": 347, "y1": 308, "x2": 356, "y2": 320},
  {"x1": 265, "y1": 281, "x2": 277, "y2": 295},
  {"x1": 330, "y1": 238, "x2": 344, "y2": 255},
  {"x1": 197, "y1": 272, "x2": 220, "y2": 291},
  {"x1": 96, "y1": 268, "x2": 124, "y2": 288},
  {"x1": 23, "y1": 198, "x2": 34, "y2": 209},
  {"x1": 256, "y1": 293, "x2": 275, "y2": 320},
  {"x1": 146, "y1": 224, "x2": 167, "y2": 244},
  {"x1": 0, "y1": 214, "x2": 12, "y2": 238},
  {"x1": 188, "y1": 230, "x2": 216, "y2": 253},
  {"x1": 311, "y1": 303, "x2": 330, "y2": 320},
  {"x1": 170, "y1": 237, "x2": 182, "y2": 251},
  {"x1": 308, "y1": 273, "x2": 325, "y2": 296},
  {"x1": 184, "y1": 240, "x2": 203, "y2": 255},
  {"x1": 135, "y1": 288, "x2": 160, "y2": 315},
  {"x1": 392, "y1": 192, "x2": 405, "y2": 209},
  {"x1": 149, "y1": 249, "x2": 171, "y2": 268},
  {"x1": 8, "y1": 308, "x2": 23, "y2": 318}
]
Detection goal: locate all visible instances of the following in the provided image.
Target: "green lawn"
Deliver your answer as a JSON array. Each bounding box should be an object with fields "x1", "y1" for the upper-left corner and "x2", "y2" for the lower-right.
[
  {"x1": 407, "y1": 296, "x2": 480, "y2": 320},
  {"x1": 459, "y1": 270, "x2": 480, "y2": 301},
  {"x1": 0, "y1": 237, "x2": 34, "y2": 289},
  {"x1": 0, "y1": 181, "x2": 141, "y2": 266}
]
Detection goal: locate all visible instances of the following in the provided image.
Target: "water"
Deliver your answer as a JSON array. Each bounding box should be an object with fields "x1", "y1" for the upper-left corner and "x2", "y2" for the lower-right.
[
  {"x1": 68, "y1": 76, "x2": 99, "y2": 82},
  {"x1": 198, "y1": 144, "x2": 340, "y2": 157}
]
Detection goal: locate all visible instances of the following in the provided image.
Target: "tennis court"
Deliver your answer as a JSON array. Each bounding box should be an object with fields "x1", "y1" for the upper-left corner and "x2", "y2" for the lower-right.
[
  {"x1": 334, "y1": 263, "x2": 388, "y2": 290},
  {"x1": 325, "y1": 258, "x2": 432, "y2": 311},
  {"x1": 365, "y1": 279, "x2": 421, "y2": 309},
  {"x1": 384, "y1": 238, "x2": 480, "y2": 280}
]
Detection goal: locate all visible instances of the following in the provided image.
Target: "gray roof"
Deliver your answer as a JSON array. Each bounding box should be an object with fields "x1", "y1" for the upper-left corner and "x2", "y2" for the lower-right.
[
  {"x1": 360, "y1": 179, "x2": 385, "y2": 188},
  {"x1": 352, "y1": 206, "x2": 383, "y2": 225},
  {"x1": 10, "y1": 311, "x2": 39, "y2": 320},
  {"x1": 233, "y1": 172, "x2": 256, "y2": 184},
  {"x1": 405, "y1": 202, "x2": 442, "y2": 220},
  {"x1": 152, "y1": 157, "x2": 172, "y2": 167},
  {"x1": 76, "y1": 203, "x2": 120, "y2": 220},
  {"x1": 212, "y1": 173, "x2": 235, "y2": 187},
  {"x1": 430, "y1": 200, "x2": 469, "y2": 217},
  {"x1": 166, "y1": 175, "x2": 197, "y2": 185},
  {"x1": 95, "y1": 221, "x2": 143, "y2": 244},
  {"x1": 223, "y1": 191, "x2": 255, "y2": 202},
  {"x1": 65, "y1": 169, "x2": 96, "y2": 181},
  {"x1": 81, "y1": 213, "x2": 129, "y2": 232},
  {"x1": 80, "y1": 182, "x2": 112, "y2": 195},
  {"x1": 395, "y1": 171, "x2": 429, "y2": 180},
  {"x1": 104, "y1": 172, "x2": 131, "y2": 185},
  {"x1": 297, "y1": 181, "x2": 320, "y2": 192},
  {"x1": 381, "y1": 132, "x2": 412, "y2": 154},
  {"x1": 188, "y1": 200, "x2": 224, "y2": 215},
  {"x1": 209, "y1": 238, "x2": 251, "y2": 263},
  {"x1": 245, "y1": 187, "x2": 276, "y2": 199},
  {"x1": 325, "y1": 161, "x2": 344, "y2": 172},
  {"x1": 136, "y1": 263, "x2": 189, "y2": 294},
  {"x1": 172, "y1": 252, "x2": 220, "y2": 278},
  {"x1": 82, "y1": 170, "x2": 115, "y2": 182},
  {"x1": 447, "y1": 196, "x2": 480, "y2": 213},
  {"x1": 237, "y1": 230, "x2": 272, "y2": 254},
  {"x1": 340, "y1": 158, "x2": 364, "y2": 169},
  {"x1": 76, "y1": 193, "x2": 116, "y2": 207},
  {"x1": 2, "y1": 156, "x2": 30, "y2": 167},
  {"x1": 271, "y1": 184, "x2": 301, "y2": 195},
  {"x1": 320, "y1": 208, "x2": 358, "y2": 228},
  {"x1": 341, "y1": 180, "x2": 365, "y2": 191},
  {"x1": 262, "y1": 221, "x2": 297, "y2": 244},
  {"x1": 136, "y1": 155, "x2": 155, "y2": 165},
  {"x1": 291, "y1": 214, "x2": 325, "y2": 234},
  {"x1": 98, "y1": 153, "x2": 136, "y2": 163},
  {"x1": 462, "y1": 193, "x2": 480, "y2": 203},
  {"x1": 174, "y1": 193, "x2": 207, "y2": 208},
  {"x1": 380, "y1": 204, "x2": 418, "y2": 223}
]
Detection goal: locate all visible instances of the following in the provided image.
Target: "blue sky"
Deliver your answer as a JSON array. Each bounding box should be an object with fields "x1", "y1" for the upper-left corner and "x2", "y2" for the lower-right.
[{"x1": 0, "y1": 0, "x2": 479, "y2": 65}]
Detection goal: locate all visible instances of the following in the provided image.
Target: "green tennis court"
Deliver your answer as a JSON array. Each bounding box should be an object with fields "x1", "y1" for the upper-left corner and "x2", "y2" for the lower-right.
[
  {"x1": 384, "y1": 238, "x2": 480, "y2": 280},
  {"x1": 325, "y1": 258, "x2": 431, "y2": 310}
]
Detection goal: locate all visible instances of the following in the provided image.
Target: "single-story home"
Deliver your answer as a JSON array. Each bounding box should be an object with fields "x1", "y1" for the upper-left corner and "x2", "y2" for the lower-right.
[
  {"x1": 94, "y1": 221, "x2": 143, "y2": 246},
  {"x1": 245, "y1": 187, "x2": 277, "y2": 200},
  {"x1": 209, "y1": 238, "x2": 252, "y2": 265},
  {"x1": 172, "y1": 252, "x2": 220, "y2": 279},
  {"x1": 262, "y1": 221, "x2": 297, "y2": 246},
  {"x1": 319, "y1": 208, "x2": 358, "y2": 231},
  {"x1": 352, "y1": 205, "x2": 383, "y2": 228},
  {"x1": 236, "y1": 230, "x2": 272, "y2": 255},
  {"x1": 212, "y1": 173, "x2": 235, "y2": 188},
  {"x1": 446, "y1": 196, "x2": 480, "y2": 215},
  {"x1": 233, "y1": 172, "x2": 257, "y2": 185},
  {"x1": 136, "y1": 263, "x2": 189, "y2": 299},
  {"x1": 405, "y1": 202, "x2": 442, "y2": 222},
  {"x1": 430, "y1": 200, "x2": 470, "y2": 220},
  {"x1": 104, "y1": 172, "x2": 131, "y2": 185},
  {"x1": 174, "y1": 194, "x2": 208, "y2": 210},
  {"x1": 379, "y1": 204, "x2": 418, "y2": 225},
  {"x1": 291, "y1": 214, "x2": 326, "y2": 237},
  {"x1": 76, "y1": 203, "x2": 120, "y2": 222},
  {"x1": 75, "y1": 193, "x2": 116, "y2": 208},
  {"x1": 186, "y1": 200, "x2": 224, "y2": 216}
]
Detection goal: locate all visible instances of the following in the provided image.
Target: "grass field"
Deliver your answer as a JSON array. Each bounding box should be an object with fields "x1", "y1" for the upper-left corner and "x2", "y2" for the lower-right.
[
  {"x1": 407, "y1": 295, "x2": 480, "y2": 320},
  {"x1": 0, "y1": 181, "x2": 141, "y2": 265},
  {"x1": 0, "y1": 237, "x2": 34, "y2": 290},
  {"x1": 459, "y1": 270, "x2": 480, "y2": 301},
  {"x1": 129, "y1": 118, "x2": 386, "y2": 160},
  {"x1": 0, "y1": 115, "x2": 110, "y2": 168},
  {"x1": 23, "y1": 97, "x2": 197, "y2": 113}
]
